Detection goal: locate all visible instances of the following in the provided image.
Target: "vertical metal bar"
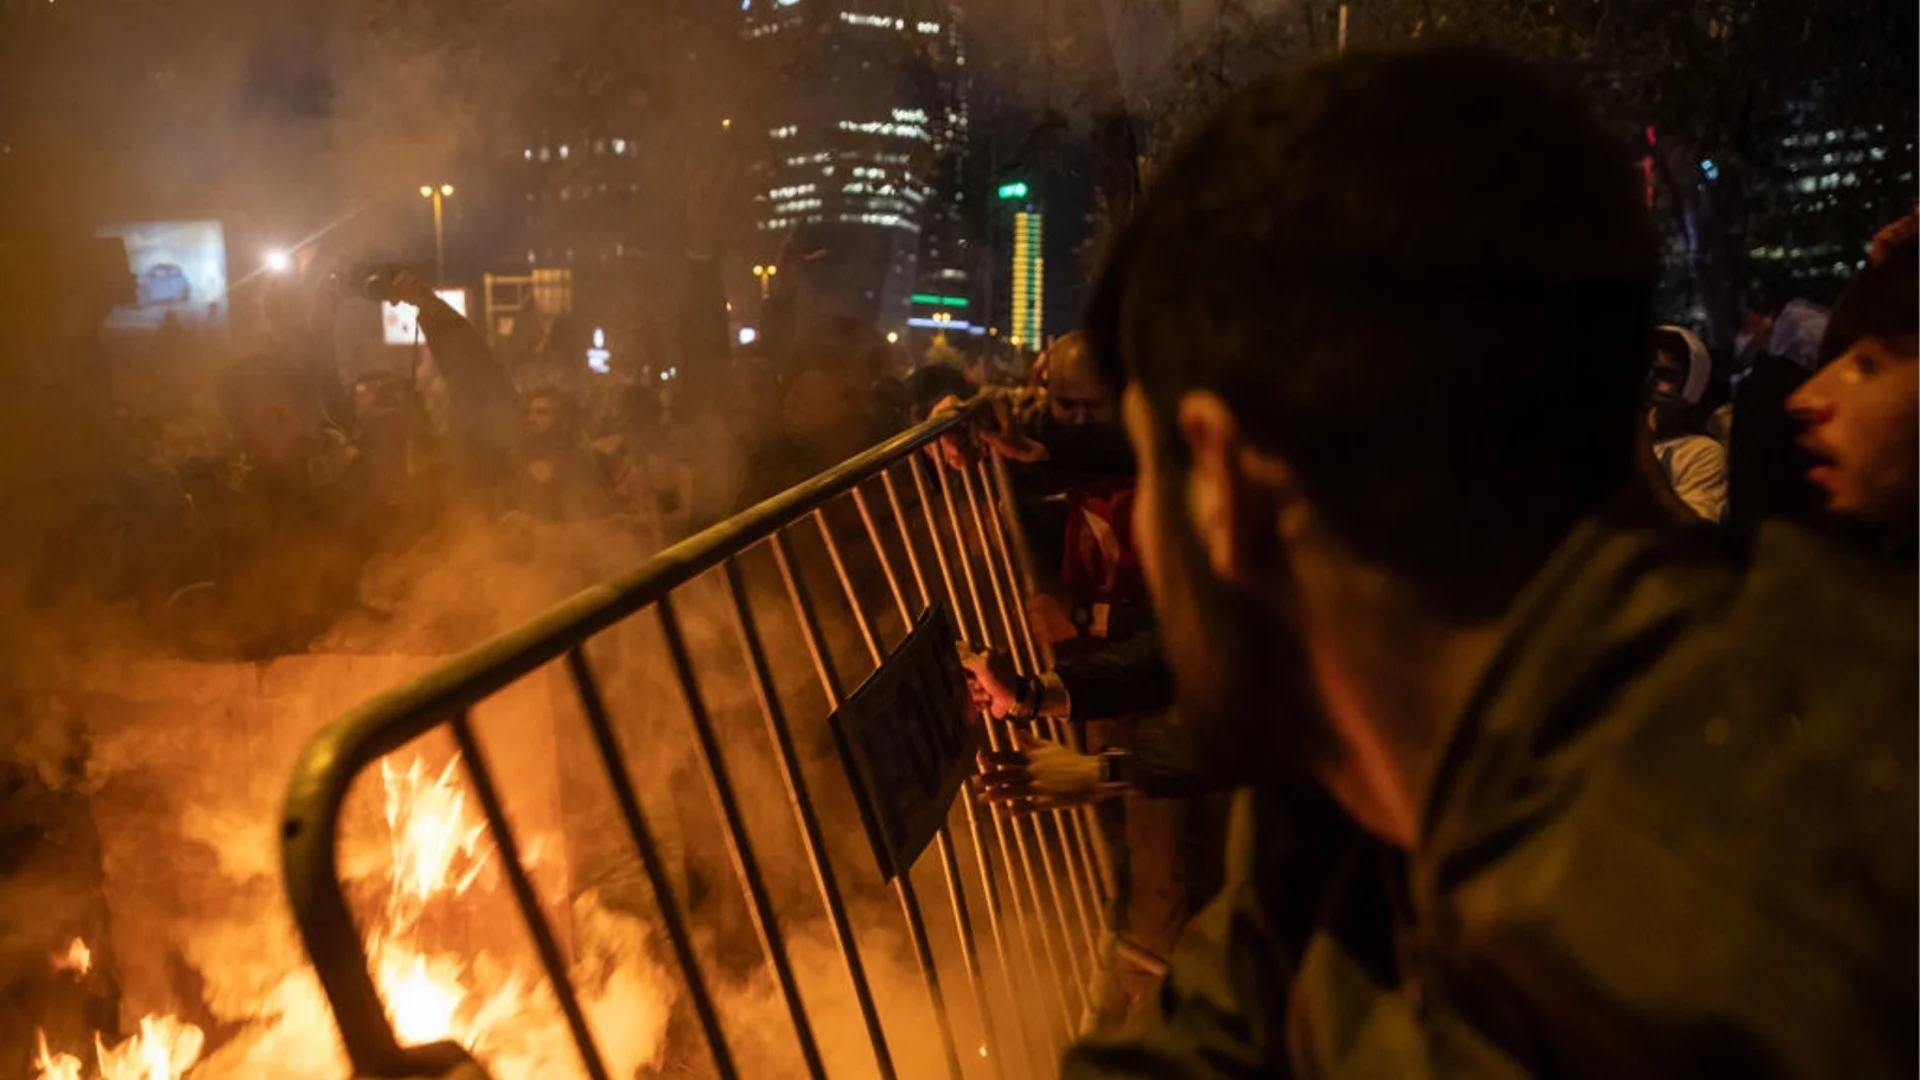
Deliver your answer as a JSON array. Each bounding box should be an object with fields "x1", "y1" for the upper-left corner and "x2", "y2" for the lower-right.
[
  {"x1": 447, "y1": 710, "x2": 614, "y2": 1080},
  {"x1": 718, "y1": 559, "x2": 899, "y2": 1080},
  {"x1": 892, "y1": 860, "x2": 967, "y2": 1079},
  {"x1": 921, "y1": 454, "x2": 994, "y2": 650},
  {"x1": 1050, "y1": 715, "x2": 1117, "y2": 916},
  {"x1": 974, "y1": 459, "x2": 1114, "y2": 953},
  {"x1": 956, "y1": 463, "x2": 1101, "y2": 1000},
  {"x1": 770, "y1": 531, "x2": 968, "y2": 1080},
  {"x1": 901, "y1": 460, "x2": 1064, "y2": 1073},
  {"x1": 930, "y1": 454, "x2": 1087, "y2": 1032},
  {"x1": 813, "y1": 505, "x2": 889, "y2": 669},
  {"x1": 984, "y1": 456, "x2": 1122, "y2": 911},
  {"x1": 914, "y1": 453, "x2": 1074, "y2": 1052},
  {"x1": 967, "y1": 451, "x2": 1121, "y2": 949},
  {"x1": 656, "y1": 596, "x2": 830, "y2": 1080},
  {"x1": 931, "y1": 828, "x2": 1003, "y2": 1076},
  {"x1": 769, "y1": 532, "x2": 851, "y2": 729},
  {"x1": 851, "y1": 486, "x2": 914, "y2": 639},
  {"x1": 566, "y1": 649, "x2": 740, "y2": 1080},
  {"x1": 850, "y1": 486, "x2": 1012, "y2": 1080},
  {"x1": 881, "y1": 468, "x2": 934, "y2": 611},
  {"x1": 982, "y1": 454, "x2": 1050, "y2": 670},
  {"x1": 811, "y1": 508, "x2": 884, "y2": 667},
  {"x1": 954, "y1": 461, "x2": 1029, "y2": 677}
]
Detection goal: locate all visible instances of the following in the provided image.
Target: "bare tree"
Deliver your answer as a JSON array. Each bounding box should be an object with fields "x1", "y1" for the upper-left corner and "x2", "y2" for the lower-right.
[{"x1": 984, "y1": 0, "x2": 1917, "y2": 340}]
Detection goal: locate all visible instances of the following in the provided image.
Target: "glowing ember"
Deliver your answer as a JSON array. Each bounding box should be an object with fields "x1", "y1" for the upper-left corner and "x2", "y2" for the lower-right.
[{"x1": 52, "y1": 937, "x2": 93, "y2": 977}]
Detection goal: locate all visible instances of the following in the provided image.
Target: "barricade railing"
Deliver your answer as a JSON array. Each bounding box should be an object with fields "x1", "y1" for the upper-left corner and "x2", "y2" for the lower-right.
[{"x1": 280, "y1": 400, "x2": 1114, "y2": 1079}]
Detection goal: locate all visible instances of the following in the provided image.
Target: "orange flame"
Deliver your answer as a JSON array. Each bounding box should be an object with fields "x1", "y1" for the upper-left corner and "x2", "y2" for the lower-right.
[
  {"x1": 36, "y1": 746, "x2": 666, "y2": 1079},
  {"x1": 376, "y1": 945, "x2": 467, "y2": 1045},
  {"x1": 38, "y1": 957, "x2": 206, "y2": 1080},
  {"x1": 33, "y1": 1029, "x2": 83, "y2": 1080},
  {"x1": 369, "y1": 751, "x2": 526, "y2": 1054},
  {"x1": 94, "y1": 1014, "x2": 205, "y2": 1080},
  {"x1": 380, "y1": 755, "x2": 490, "y2": 909},
  {"x1": 51, "y1": 937, "x2": 93, "y2": 977}
]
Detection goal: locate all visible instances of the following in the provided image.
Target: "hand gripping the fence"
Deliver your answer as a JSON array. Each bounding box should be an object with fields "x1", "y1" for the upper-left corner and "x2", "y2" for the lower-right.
[
  {"x1": 927, "y1": 387, "x2": 1049, "y2": 472},
  {"x1": 975, "y1": 729, "x2": 1123, "y2": 812}
]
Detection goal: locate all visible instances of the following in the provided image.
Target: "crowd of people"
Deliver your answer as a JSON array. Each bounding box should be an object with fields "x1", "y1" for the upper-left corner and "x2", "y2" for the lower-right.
[
  {"x1": 935, "y1": 45, "x2": 1917, "y2": 1080},
  {"x1": 32, "y1": 263, "x2": 1016, "y2": 659}
]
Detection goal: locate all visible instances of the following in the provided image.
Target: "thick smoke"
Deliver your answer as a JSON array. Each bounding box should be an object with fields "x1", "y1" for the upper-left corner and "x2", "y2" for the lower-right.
[{"x1": 0, "y1": 0, "x2": 1075, "y2": 1075}]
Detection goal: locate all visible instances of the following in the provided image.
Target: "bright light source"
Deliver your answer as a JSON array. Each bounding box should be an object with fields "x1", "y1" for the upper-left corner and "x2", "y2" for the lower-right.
[
  {"x1": 722, "y1": 118, "x2": 733, "y2": 129},
  {"x1": 440, "y1": 184, "x2": 455, "y2": 196},
  {"x1": 738, "y1": 326, "x2": 758, "y2": 345},
  {"x1": 586, "y1": 326, "x2": 612, "y2": 373},
  {"x1": 419, "y1": 185, "x2": 434, "y2": 198},
  {"x1": 264, "y1": 249, "x2": 292, "y2": 274},
  {"x1": 997, "y1": 181, "x2": 1029, "y2": 200},
  {"x1": 752, "y1": 264, "x2": 764, "y2": 275},
  {"x1": 886, "y1": 331, "x2": 899, "y2": 343}
]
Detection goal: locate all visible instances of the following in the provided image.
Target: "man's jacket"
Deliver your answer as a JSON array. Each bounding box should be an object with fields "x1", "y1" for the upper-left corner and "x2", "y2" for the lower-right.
[{"x1": 1064, "y1": 517, "x2": 1917, "y2": 1078}]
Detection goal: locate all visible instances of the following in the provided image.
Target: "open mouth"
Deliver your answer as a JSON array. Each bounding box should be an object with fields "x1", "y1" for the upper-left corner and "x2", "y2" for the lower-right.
[{"x1": 1798, "y1": 437, "x2": 1839, "y2": 487}]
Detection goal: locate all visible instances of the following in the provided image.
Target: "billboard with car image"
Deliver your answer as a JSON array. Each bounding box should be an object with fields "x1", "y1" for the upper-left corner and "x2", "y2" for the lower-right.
[{"x1": 97, "y1": 220, "x2": 229, "y2": 334}]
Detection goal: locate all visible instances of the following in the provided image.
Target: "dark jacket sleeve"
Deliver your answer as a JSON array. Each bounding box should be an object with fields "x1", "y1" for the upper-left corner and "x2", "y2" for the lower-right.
[
  {"x1": 1131, "y1": 713, "x2": 1212, "y2": 798},
  {"x1": 1055, "y1": 629, "x2": 1174, "y2": 722},
  {"x1": 1063, "y1": 791, "x2": 1288, "y2": 1080},
  {"x1": 1063, "y1": 788, "x2": 1361, "y2": 1079},
  {"x1": 416, "y1": 295, "x2": 520, "y2": 491}
]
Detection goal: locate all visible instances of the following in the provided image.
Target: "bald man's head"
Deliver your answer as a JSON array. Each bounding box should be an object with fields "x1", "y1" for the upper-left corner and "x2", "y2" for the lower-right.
[{"x1": 1045, "y1": 332, "x2": 1118, "y2": 427}]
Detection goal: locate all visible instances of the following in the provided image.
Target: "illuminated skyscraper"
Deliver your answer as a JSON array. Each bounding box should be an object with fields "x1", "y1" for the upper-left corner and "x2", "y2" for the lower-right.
[
  {"x1": 740, "y1": 0, "x2": 959, "y2": 337},
  {"x1": 1004, "y1": 188, "x2": 1042, "y2": 350},
  {"x1": 1745, "y1": 105, "x2": 1917, "y2": 305}
]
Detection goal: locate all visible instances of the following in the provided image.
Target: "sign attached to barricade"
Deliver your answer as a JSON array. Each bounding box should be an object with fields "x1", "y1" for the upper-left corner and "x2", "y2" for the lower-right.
[{"x1": 831, "y1": 604, "x2": 976, "y2": 881}]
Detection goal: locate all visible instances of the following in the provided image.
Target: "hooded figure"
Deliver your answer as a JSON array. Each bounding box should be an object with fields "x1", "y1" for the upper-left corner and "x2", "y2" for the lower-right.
[
  {"x1": 1648, "y1": 326, "x2": 1727, "y2": 522},
  {"x1": 1653, "y1": 323, "x2": 1712, "y2": 406}
]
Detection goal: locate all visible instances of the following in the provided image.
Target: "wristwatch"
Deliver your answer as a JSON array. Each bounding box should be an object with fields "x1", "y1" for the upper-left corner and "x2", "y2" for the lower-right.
[
  {"x1": 1096, "y1": 749, "x2": 1133, "y2": 787},
  {"x1": 1009, "y1": 674, "x2": 1043, "y2": 720}
]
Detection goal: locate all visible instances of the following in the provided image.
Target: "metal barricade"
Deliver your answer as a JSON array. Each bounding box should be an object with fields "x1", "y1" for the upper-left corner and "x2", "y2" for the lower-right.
[{"x1": 280, "y1": 402, "x2": 1113, "y2": 1079}]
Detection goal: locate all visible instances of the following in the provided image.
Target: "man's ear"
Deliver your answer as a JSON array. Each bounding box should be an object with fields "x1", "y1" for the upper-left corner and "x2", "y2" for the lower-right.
[{"x1": 1176, "y1": 391, "x2": 1297, "y2": 585}]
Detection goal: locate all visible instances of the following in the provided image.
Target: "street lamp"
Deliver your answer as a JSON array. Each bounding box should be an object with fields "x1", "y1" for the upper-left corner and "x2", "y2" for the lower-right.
[
  {"x1": 420, "y1": 183, "x2": 455, "y2": 284},
  {"x1": 751, "y1": 263, "x2": 777, "y2": 298}
]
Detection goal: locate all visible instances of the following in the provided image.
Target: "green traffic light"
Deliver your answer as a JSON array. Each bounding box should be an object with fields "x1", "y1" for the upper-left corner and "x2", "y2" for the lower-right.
[{"x1": 997, "y1": 181, "x2": 1029, "y2": 200}]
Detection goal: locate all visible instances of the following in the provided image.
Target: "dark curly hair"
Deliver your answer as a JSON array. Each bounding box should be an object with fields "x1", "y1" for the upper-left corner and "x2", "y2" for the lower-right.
[{"x1": 1090, "y1": 46, "x2": 1658, "y2": 617}]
